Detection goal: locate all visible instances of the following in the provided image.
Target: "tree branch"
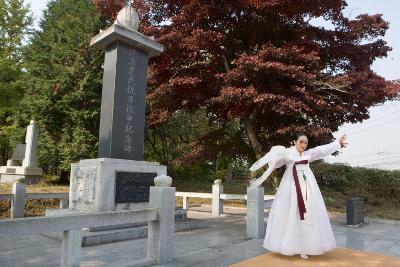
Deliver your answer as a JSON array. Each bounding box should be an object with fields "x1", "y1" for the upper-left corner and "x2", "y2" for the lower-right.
[{"x1": 310, "y1": 81, "x2": 351, "y2": 94}]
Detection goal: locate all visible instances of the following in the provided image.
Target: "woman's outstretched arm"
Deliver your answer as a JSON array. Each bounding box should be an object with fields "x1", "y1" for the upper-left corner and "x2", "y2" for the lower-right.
[{"x1": 305, "y1": 134, "x2": 346, "y2": 162}]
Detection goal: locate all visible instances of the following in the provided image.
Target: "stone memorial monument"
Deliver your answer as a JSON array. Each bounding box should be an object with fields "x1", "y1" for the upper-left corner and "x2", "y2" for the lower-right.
[
  {"x1": 69, "y1": 5, "x2": 166, "y2": 212},
  {"x1": 45, "y1": 5, "x2": 207, "y2": 246},
  {"x1": 0, "y1": 120, "x2": 43, "y2": 184}
]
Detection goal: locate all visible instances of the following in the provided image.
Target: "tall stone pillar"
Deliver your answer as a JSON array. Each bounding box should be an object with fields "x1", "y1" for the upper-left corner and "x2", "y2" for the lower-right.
[{"x1": 91, "y1": 7, "x2": 163, "y2": 161}]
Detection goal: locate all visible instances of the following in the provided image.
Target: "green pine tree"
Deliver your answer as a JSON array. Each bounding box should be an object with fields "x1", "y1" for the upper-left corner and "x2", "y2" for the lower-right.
[
  {"x1": 0, "y1": 0, "x2": 32, "y2": 165},
  {"x1": 23, "y1": 0, "x2": 103, "y2": 181}
]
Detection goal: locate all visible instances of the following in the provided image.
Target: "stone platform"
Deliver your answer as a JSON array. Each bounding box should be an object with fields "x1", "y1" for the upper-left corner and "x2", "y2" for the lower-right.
[{"x1": 1, "y1": 208, "x2": 400, "y2": 267}]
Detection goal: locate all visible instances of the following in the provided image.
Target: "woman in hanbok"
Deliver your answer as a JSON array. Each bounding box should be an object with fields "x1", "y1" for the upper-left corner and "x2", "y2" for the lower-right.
[{"x1": 249, "y1": 134, "x2": 347, "y2": 259}]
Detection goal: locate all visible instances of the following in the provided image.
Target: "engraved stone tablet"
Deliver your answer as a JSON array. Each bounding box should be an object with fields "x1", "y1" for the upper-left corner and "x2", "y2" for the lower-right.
[
  {"x1": 115, "y1": 172, "x2": 156, "y2": 203},
  {"x1": 12, "y1": 144, "x2": 26, "y2": 160}
]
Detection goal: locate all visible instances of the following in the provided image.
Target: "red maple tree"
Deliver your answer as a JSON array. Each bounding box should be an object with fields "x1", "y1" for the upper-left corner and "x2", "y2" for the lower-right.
[{"x1": 94, "y1": 0, "x2": 399, "y2": 162}]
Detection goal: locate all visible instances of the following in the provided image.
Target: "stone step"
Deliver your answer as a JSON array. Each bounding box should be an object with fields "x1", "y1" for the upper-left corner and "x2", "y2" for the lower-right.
[{"x1": 83, "y1": 207, "x2": 188, "y2": 232}]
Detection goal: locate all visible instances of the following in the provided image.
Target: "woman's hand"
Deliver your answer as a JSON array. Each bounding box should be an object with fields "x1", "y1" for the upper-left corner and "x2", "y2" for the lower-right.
[{"x1": 339, "y1": 134, "x2": 347, "y2": 148}]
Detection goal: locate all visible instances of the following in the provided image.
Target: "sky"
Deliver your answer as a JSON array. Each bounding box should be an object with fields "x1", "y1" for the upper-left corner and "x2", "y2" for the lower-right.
[
  {"x1": 26, "y1": 0, "x2": 400, "y2": 170},
  {"x1": 322, "y1": 1, "x2": 400, "y2": 170}
]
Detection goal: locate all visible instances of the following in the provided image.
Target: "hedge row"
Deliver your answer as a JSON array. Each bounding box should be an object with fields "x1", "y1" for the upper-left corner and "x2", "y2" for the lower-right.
[{"x1": 312, "y1": 161, "x2": 400, "y2": 202}]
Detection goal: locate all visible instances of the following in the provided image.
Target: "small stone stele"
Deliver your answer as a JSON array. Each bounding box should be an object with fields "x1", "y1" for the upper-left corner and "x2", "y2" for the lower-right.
[{"x1": 154, "y1": 175, "x2": 172, "y2": 187}]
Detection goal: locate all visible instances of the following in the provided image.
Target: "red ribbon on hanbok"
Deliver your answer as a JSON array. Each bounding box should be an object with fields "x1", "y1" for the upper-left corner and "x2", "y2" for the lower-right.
[{"x1": 293, "y1": 160, "x2": 308, "y2": 220}]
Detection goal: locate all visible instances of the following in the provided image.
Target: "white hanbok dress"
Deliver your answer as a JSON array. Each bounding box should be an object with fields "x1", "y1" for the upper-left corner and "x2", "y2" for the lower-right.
[{"x1": 255, "y1": 141, "x2": 341, "y2": 255}]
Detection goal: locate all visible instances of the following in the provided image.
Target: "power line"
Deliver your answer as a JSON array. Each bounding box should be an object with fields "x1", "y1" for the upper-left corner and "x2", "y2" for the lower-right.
[
  {"x1": 344, "y1": 153, "x2": 400, "y2": 162},
  {"x1": 346, "y1": 117, "x2": 400, "y2": 137},
  {"x1": 341, "y1": 110, "x2": 400, "y2": 133},
  {"x1": 328, "y1": 152, "x2": 400, "y2": 169},
  {"x1": 357, "y1": 160, "x2": 400, "y2": 168},
  {"x1": 348, "y1": 157, "x2": 400, "y2": 165},
  {"x1": 338, "y1": 151, "x2": 388, "y2": 161},
  {"x1": 347, "y1": 115, "x2": 400, "y2": 134}
]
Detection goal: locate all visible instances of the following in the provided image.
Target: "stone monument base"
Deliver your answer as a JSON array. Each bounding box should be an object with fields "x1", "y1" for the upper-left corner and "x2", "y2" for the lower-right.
[
  {"x1": 70, "y1": 158, "x2": 167, "y2": 212},
  {"x1": 0, "y1": 166, "x2": 42, "y2": 184},
  {"x1": 63, "y1": 158, "x2": 209, "y2": 246}
]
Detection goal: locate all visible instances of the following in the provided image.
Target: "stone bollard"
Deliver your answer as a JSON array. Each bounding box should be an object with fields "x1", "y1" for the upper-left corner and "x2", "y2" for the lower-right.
[
  {"x1": 61, "y1": 229, "x2": 82, "y2": 267},
  {"x1": 182, "y1": 196, "x2": 189, "y2": 210},
  {"x1": 147, "y1": 175, "x2": 175, "y2": 264},
  {"x1": 212, "y1": 179, "x2": 223, "y2": 217},
  {"x1": 11, "y1": 179, "x2": 26, "y2": 218},
  {"x1": 346, "y1": 197, "x2": 369, "y2": 228},
  {"x1": 60, "y1": 197, "x2": 69, "y2": 209},
  {"x1": 246, "y1": 186, "x2": 265, "y2": 238}
]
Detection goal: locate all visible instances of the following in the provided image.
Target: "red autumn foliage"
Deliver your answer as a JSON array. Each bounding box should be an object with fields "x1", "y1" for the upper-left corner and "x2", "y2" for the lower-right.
[{"x1": 94, "y1": 0, "x2": 399, "y2": 161}]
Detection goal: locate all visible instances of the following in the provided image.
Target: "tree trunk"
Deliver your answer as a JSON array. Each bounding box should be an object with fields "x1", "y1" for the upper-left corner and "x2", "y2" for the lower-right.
[
  {"x1": 243, "y1": 117, "x2": 263, "y2": 159},
  {"x1": 59, "y1": 170, "x2": 69, "y2": 185},
  {"x1": 222, "y1": 55, "x2": 263, "y2": 159},
  {"x1": 270, "y1": 173, "x2": 280, "y2": 193},
  {"x1": 0, "y1": 144, "x2": 6, "y2": 166}
]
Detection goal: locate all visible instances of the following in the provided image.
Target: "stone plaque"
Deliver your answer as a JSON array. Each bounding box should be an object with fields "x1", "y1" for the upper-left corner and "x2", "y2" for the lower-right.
[
  {"x1": 115, "y1": 172, "x2": 156, "y2": 203},
  {"x1": 12, "y1": 144, "x2": 26, "y2": 160}
]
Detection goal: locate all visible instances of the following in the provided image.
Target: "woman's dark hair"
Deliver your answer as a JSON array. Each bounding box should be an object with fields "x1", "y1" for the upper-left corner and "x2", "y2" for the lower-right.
[{"x1": 294, "y1": 133, "x2": 307, "y2": 141}]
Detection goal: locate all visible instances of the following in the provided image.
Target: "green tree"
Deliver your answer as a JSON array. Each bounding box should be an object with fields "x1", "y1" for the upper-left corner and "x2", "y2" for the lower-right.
[
  {"x1": 23, "y1": 0, "x2": 103, "y2": 181},
  {"x1": 0, "y1": 0, "x2": 32, "y2": 165}
]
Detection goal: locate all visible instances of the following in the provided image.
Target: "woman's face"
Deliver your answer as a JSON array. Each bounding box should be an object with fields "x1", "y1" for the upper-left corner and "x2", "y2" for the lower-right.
[{"x1": 294, "y1": 135, "x2": 308, "y2": 153}]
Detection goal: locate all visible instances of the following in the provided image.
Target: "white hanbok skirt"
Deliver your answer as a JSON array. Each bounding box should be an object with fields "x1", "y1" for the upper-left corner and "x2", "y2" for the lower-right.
[{"x1": 263, "y1": 167, "x2": 336, "y2": 255}]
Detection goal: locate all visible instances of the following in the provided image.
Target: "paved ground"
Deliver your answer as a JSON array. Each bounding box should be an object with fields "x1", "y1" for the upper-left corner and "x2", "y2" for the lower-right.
[{"x1": 1, "y1": 207, "x2": 400, "y2": 267}]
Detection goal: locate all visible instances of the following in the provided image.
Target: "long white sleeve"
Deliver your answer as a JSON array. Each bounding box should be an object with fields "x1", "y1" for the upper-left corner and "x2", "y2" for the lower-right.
[
  {"x1": 249, "y1": 146, "x2": 288, "y2": 172},
  {"x1": 304, "y1": 140, "x2": 341, "y2": 162},
  {"x1": 249, "y1": 146, "x2": 289, "y2": 188}
]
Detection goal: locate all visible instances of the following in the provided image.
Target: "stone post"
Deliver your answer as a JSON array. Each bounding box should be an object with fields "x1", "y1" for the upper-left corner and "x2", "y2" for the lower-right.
[
  {"x1": 212, "y1": 179, "x2": 223, "y2": 217},
  {"x1": 11, "y1": 179, "x2": 26, "y2": 218},
  {"x1": 182, "y1": 196, "x2": 189, "y2": 210},
  {"x1": 60, "y1": 197, "x2": 69, "y2": 209},
  {"x1": 68, "y1": 163, "x2": 79, "y2": 209},
  {"x1": 147, "y1": 175, "x2": 175, "y2": 264},
  {"x1": 246, "y1": 186, "x2": 265, "y2": 238},
  {"x1": 22, "y1": 120, "x2": 39, "y2": 168},
  {"x1": 61, "y1": 229, "x2": 82, "y2": 267}
]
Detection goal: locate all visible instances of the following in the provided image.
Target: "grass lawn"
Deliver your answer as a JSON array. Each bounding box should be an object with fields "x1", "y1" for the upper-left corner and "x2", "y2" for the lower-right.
[{"x1": 1, "y1": 178, "x2": 399, "y2": 221}]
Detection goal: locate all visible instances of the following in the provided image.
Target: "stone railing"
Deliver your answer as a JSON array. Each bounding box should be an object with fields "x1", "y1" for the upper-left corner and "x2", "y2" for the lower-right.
[
  {"x1": 176, "y1": 181, "x2": 270, "y2": 239},
  {"x1": 176, "y1": 179, "x2": 274, "y2": 217},
  {"x1": 0, "y1": 181, "x2": 69, "y2": 218},
  {"x1": 1, "y1": 181, "x2": 274, "y2": 219},
  {"x1": 0, "y1": 185, "x2": 175, "y2": 267}
]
